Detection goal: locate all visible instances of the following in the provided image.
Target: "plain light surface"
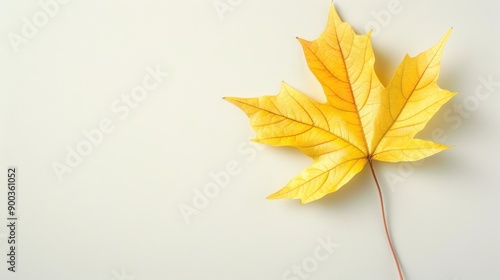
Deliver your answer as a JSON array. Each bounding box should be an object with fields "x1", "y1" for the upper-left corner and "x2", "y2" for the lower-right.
[{"x1": 1, "y1": 0, "x2": 499, "y2": 279}]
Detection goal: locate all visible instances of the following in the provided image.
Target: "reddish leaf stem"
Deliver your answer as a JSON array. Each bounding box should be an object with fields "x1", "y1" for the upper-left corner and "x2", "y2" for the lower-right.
[{"x1": 368, "y1": 159, "x2": 404, "y2": 280}]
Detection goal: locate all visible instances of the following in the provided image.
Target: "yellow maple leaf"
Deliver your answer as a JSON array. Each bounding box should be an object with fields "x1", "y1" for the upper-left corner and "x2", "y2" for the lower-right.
[{"x1": 225, "y1": 4, "x2": 455, "y2": 204}]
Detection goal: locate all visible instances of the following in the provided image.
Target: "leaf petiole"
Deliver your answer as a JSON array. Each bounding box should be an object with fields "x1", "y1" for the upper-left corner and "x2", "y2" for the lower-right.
[{"x1": 368, "y1": 159, "x2": 405, "y2": 280}]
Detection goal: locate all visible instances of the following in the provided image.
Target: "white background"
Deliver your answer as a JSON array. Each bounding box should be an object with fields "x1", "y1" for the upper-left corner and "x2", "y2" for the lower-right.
[{"x1": 1, "y1": 0, "x2": 499, "y2": 279}]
